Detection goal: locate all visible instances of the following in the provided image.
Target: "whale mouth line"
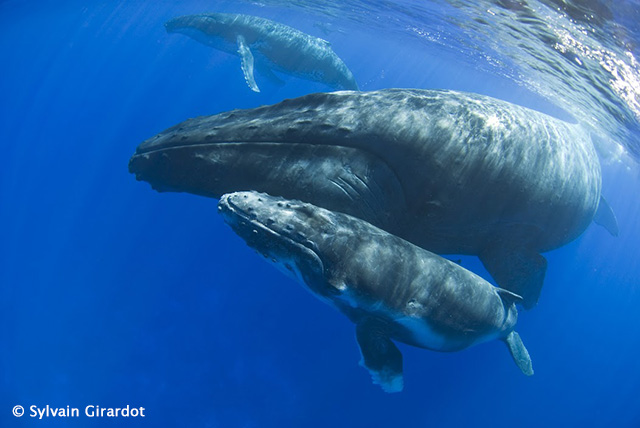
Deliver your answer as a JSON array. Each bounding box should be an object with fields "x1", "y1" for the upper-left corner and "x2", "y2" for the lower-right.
[
  {"x1": 132, "y1": 140, "x2": 374, "y2": 159},
  {"x1": 131, "y1": 141, "x2": 405, "y2": 188},
  {"x1": 129, "y1": 141, "x2": 409, "y2": 216}
]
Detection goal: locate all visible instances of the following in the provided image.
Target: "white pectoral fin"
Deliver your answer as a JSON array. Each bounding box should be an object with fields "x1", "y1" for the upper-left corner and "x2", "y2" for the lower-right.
[
  {"x1": 503, "y1": 331, "x2": 534, "y2": 376},
  {"x1": 356, "y1": 319, "x2": 404, "y2": 393},
  {"x1": 236, "y1": 35, "x2": 260, "y2": 92}
]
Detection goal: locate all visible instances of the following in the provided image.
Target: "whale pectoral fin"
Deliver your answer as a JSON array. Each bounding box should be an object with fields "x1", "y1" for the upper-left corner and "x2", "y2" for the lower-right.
[
  {"x1": 355, "y1": 319, "x2": 404, "y2": 393},
  {"x1": 236, "y1": 35, "x2": 260, "y2": 92},
  {"x1": 503, "y1": 331, "x2": 534, "y2": 376},
  {"x1": 480, "y1": 246, "x2": 547, "y2": 310},
  {"x1": 594, "y1": 195, "x2": 619, "y2": 236}
]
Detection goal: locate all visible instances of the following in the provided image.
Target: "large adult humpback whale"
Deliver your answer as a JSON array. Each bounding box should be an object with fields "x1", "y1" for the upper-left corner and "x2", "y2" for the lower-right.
[
  {"x1": 218, "y1": 191, "x2": 534, "y2": 392},
  {"x1": 129, "y1": 89, "x2": 617, "y2": 308},
  {"x1": 164, "y1": 13, "x2": 359, "y2": 92}
]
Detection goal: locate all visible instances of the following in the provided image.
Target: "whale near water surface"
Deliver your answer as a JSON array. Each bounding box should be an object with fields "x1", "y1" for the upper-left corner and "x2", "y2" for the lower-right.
[{"x1": 165, "y1": 13, "x2": 359, "y2": 92}]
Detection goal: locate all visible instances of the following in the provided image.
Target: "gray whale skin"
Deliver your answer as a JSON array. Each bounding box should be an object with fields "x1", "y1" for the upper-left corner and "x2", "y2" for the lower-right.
[
  {"x1": 129, "y1": 88, "x2": 614, "y2": 308},
  {"x1": 218, "y1": 191, "x2": 534, "y2": 392},
  {"x1": 165, "y1": 13, "x2": 359, "y2": 92}
]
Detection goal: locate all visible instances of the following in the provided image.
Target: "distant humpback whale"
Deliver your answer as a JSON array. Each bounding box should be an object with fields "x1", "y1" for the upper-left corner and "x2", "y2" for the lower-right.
[
  {"x1": 129, "y1": 89, "x2": 617, "y2": 308},
  {"x1": 218, "y1": 191, "x2": 534, "y2": 392},
  {"x1": 164, "y1": 13, "x2": 359, "y2": 92}
]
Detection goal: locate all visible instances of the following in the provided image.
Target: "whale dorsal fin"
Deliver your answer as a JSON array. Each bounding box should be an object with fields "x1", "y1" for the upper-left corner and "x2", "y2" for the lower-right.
[
  {"x1": 503, "y1": 331, "x2": 534, "y2": 376},
  {"x1": 355, "y1": 318, "x2": 403, "y2": 393},
  {"x1": 236, "y1": 35, "x2": 260, "y2": 92},
  {"x1": 496, "y1": 288, "x2": 523, "y2": 305},
  {"x1": 594, "y1": 195, "x2": 619, "y2": 236}
]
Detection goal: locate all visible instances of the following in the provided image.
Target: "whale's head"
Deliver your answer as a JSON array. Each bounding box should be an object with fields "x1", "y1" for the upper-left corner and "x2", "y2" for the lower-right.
[
  {"x1": 128, "y1": 92, "x2": 407, "y2": 234},
  {"x1": 165, "y1": 13, "x2": 241, "y2": 47},
  {"x1": 218, "y1": 191, "x2": 339, "y2": 297},
  {"x1": 165, "y1": 13, "x2": 229, "y2": 33}
]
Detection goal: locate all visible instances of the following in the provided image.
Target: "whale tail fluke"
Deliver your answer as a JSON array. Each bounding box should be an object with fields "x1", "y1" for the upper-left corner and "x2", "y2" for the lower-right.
[
  {"x1": 594, "y1": 195, "x2": 619, "y2": 236},
  {"x1": 356, "y1": 319, "x2": 404, "y2": 393},
  {"x1": 503, "y1": 331, "x2": 534, "y2": 376}
]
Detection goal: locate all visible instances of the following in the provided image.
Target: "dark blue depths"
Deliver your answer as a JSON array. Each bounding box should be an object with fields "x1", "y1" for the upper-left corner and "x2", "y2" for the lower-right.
[{"x1": 1, "y1": 1, "x2": 640, "y2": 427}]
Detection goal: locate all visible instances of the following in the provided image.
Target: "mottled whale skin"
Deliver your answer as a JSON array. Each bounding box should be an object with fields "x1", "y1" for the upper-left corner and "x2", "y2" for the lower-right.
[
  {"x1": 218, "y1": 191, "x2": 534, "y2": 392},
  {"x1": 165, "y1": 13, "x2": 359, "y2": 92},
  {"x1": 129, "y1": 88, "x2": 608, "y2": 308}
]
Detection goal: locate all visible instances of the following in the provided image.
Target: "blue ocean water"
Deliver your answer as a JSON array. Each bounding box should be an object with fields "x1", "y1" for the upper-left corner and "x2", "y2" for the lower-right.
[{"x1": 1, "y1": 0, "x2": 639, "y2": 426}]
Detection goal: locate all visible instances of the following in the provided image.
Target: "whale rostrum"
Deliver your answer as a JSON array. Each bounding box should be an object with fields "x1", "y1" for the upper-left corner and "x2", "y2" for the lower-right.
[
  {"x1": 218, "y1": 191, "x2": 534, "y2": 392},
  {"x1": 129, "y1": 88, "x2": 616, "y2": 308},
  {"x1": 165, "y1": 13, "x2": 359, "y2": 92}
]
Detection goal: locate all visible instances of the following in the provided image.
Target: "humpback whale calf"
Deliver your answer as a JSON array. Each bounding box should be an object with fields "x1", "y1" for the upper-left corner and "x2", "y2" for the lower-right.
[
  {"x1": 129, "y1": 89, "x2": 617, "y2": 308},
  {"x1": 164, "y1": 13, "x2": 359, "y2": 92},
  {"x1": 218, "y1": 191, "x2": 534, "y2": 392}
]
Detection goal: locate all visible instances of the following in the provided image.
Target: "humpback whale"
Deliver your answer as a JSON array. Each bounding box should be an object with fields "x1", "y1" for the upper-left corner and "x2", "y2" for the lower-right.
[
  {"x1": 218, "y1": 191, "x2": 534, "y2": 392},
  {"x1": 164, "y1": 13, "x2": 359, "y2": 92},
  {"x1": 129, "y1": 88, "x2": 616, "y2": 308}
]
